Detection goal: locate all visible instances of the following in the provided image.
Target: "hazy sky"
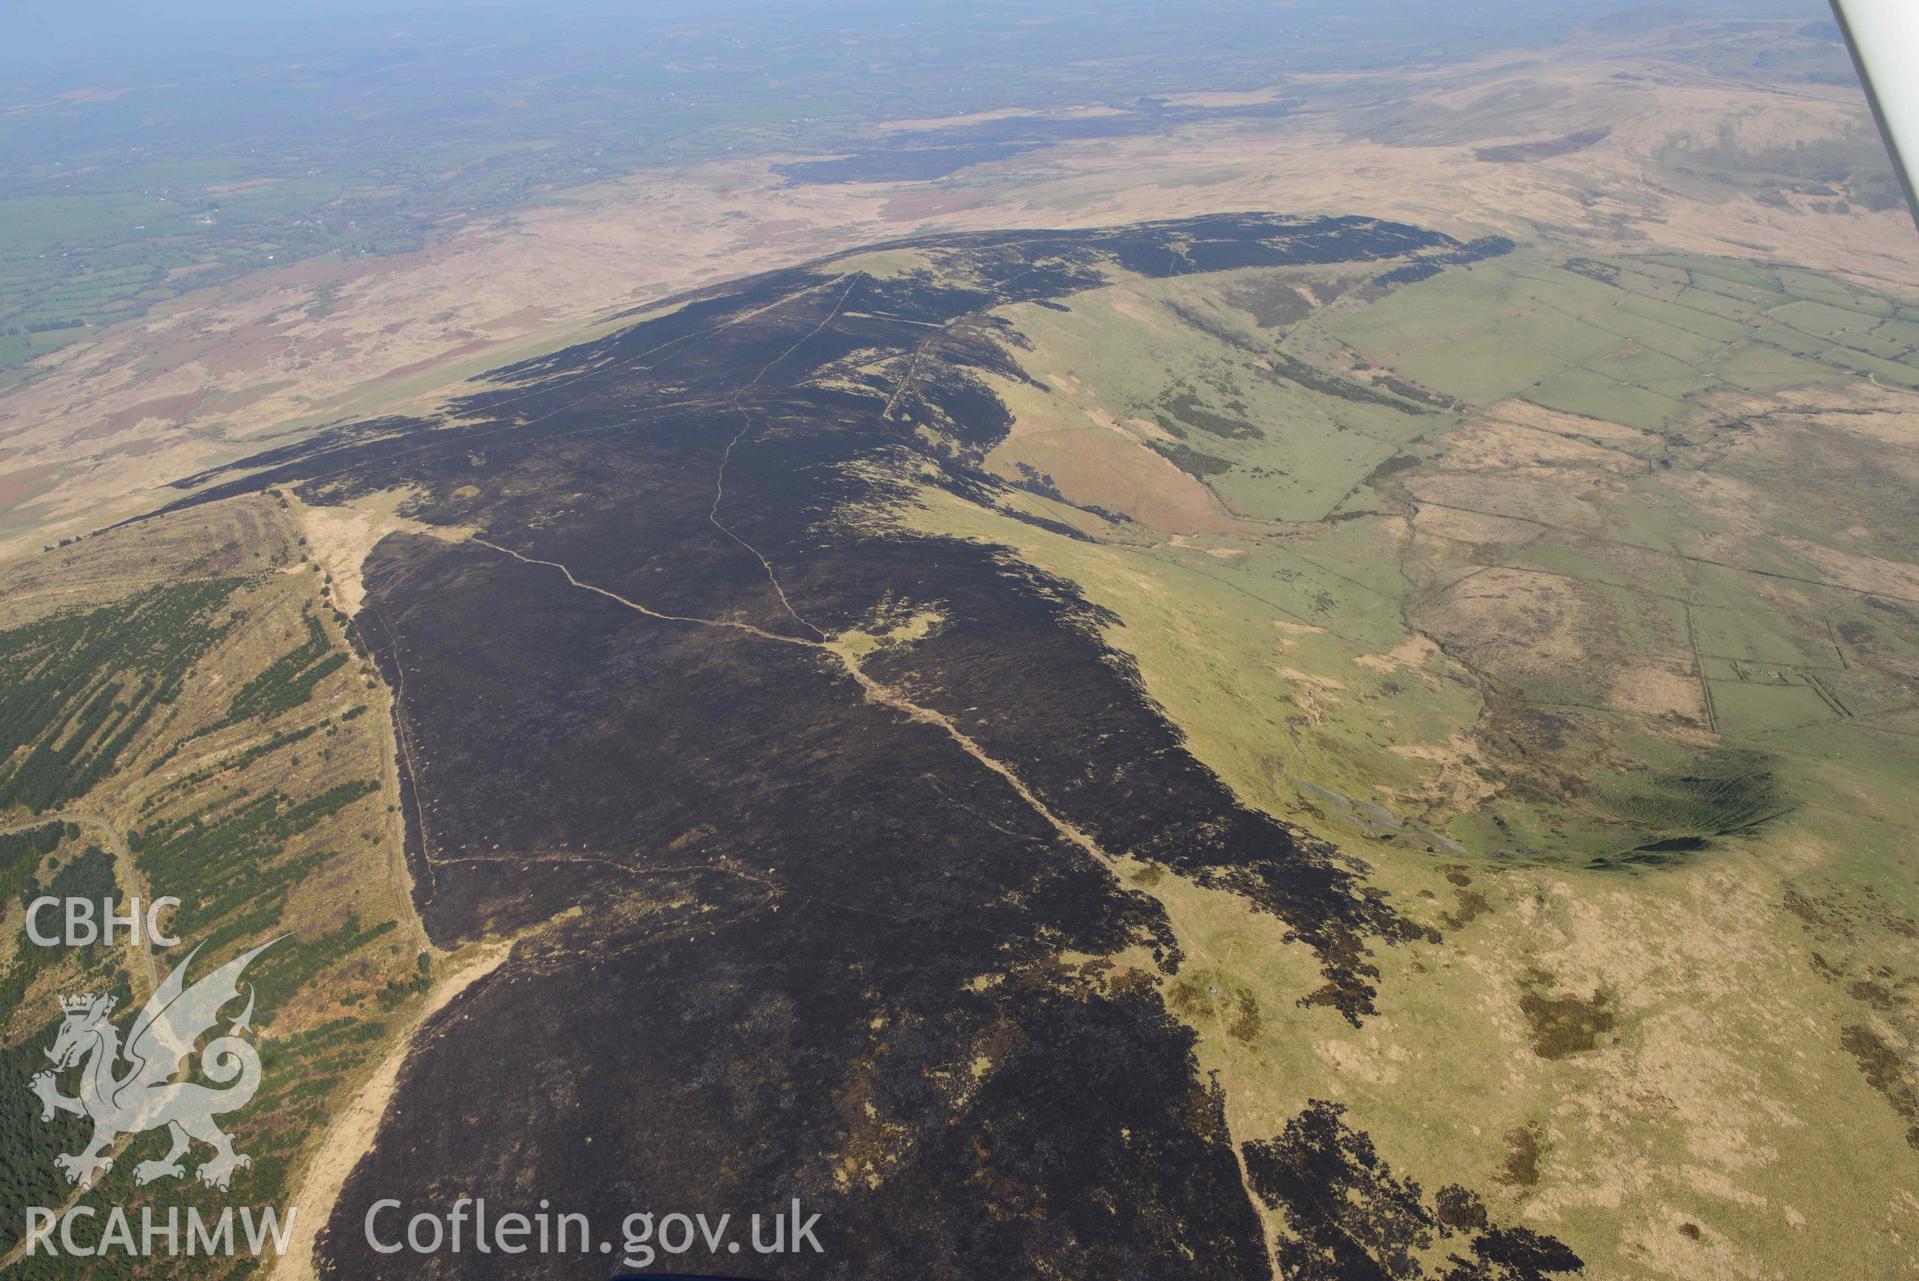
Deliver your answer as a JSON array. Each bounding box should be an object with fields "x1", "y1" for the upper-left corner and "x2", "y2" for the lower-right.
[{"x1": 5, "y1": 0, "x2": 1826, "y2": 72}]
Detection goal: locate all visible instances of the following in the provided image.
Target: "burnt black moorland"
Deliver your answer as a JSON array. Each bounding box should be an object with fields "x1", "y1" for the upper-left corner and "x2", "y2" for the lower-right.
[{"x1": 164, "y1": 213, "x2": 1571, "y2": 1279}]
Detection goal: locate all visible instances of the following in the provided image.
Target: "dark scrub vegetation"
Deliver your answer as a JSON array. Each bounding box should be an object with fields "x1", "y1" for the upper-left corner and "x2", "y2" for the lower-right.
[{"x1": 0, "y1": 581, "x2": 239, "y2": 812}]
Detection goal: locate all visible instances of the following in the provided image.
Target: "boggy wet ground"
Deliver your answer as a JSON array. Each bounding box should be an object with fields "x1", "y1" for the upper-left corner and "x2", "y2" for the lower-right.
[{"x1": 164, "y1": 214, "x2": 1565, "y2": 1278}]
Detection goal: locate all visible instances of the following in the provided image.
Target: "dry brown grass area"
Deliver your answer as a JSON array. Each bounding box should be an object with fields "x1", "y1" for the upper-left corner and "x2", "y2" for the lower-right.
[
  {"x1": 987, "y1": 415, "x2": 1237, "y2": 534},
  {"x1": 0, "y1": 496, "x2": 285, "y2": 625},
  {"x1": 1420, "y1": 567, "x2": 1602, "y2": 676},
  {"x1": 291, "y1": 486, "x2": 476, "y2": 615},
  {"x1": 1441, "y1": 402, "x2": 1659, "y2": 475}
]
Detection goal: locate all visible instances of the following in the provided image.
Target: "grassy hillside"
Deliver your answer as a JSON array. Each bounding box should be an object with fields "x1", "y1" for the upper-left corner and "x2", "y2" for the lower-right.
[
  {"x1": 890, "y1": 246, "x2": 1919, "y2": 1277},
  {"x1": 0, "y1": 496, "x2": 433, "y2": 1277}
]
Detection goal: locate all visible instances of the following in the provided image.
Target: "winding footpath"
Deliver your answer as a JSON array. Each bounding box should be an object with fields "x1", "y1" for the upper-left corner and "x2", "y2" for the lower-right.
[{"x1": 465, "y1": 533, "x2": 1282, "y2": 1265}]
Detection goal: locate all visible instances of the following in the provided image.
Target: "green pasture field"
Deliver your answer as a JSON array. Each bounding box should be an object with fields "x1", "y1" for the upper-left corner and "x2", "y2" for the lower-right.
[{"x1": 1326, "y1": 252, "x2": 1919, "y2": 430}]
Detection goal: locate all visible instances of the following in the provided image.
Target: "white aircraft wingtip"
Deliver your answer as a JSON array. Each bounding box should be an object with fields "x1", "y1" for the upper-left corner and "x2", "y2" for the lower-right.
[{"x1": 1830, "y1": 0, "x2": 1919, "y2": 234}]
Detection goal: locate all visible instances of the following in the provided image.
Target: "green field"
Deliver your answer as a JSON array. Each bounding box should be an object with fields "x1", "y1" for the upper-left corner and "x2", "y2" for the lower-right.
[
  {"x1": 1327, "y1": 253, "x2": 1919, "y2": 428},
  {"x1": 907, "y1": 247, "x2": 1919, "y2": 879},
  {"x1": 887, "y1": 237, "x2": 1919, "y2": 1278}
]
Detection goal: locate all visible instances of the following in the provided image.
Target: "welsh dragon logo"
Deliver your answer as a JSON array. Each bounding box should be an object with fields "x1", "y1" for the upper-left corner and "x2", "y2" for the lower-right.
[{"x1": 30, "y1": 938, "x2": 280, "y2": 1192}]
